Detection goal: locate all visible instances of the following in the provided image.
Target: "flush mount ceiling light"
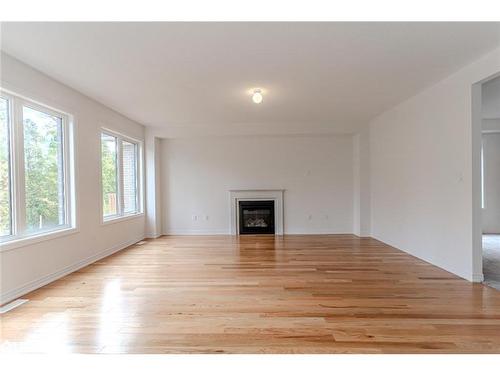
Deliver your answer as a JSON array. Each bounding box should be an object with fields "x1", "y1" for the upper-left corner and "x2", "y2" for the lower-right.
[{"x1": 252, "y1": 89, "x2": 263, "y2": 104}]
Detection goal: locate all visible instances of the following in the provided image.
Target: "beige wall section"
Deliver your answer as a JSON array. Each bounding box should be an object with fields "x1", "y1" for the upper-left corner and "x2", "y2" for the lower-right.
[{"x1": 0, "y1": 53, "x2": 146, "y2": 304}]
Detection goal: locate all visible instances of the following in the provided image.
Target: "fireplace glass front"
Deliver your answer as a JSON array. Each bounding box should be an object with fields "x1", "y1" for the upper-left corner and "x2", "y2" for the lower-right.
[{"x1": 238, "y1": 200, "x2": 275, "y2": 234}]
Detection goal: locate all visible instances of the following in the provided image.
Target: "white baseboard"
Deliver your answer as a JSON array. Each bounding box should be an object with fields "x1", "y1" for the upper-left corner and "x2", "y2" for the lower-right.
[
  {"x1": 0, "y1": 235, "x2": 144, "y2": 305},
  {"x1": 0, "y1": 299, "x2": 29, "y2": 314},
  {"x1": 163, "y1": 229, "x2": 353, "y2": 236},
  {"x1": 284, "y1": 230, "x2": 353, "y2": 235},
  {"x1": 472, "y1": 273, "x2": 485, "y2": 283},
  {"x1": 163, "y1": 229, "x2": 230, "y2": 235},
  {"x1": 353, "y1": 231, "x2": 372, "y2": 238},
  {"x1": 144, "y1": 233, "x2": 162, "y2": 239},
  {"x1": 370, "y1": 234, "x2": 476, "y2": 283}
]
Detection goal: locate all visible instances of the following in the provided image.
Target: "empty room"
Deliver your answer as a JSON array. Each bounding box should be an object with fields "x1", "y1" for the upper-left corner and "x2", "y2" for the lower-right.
[{"x1": 1, "y1": 4, "x2": 500, "y2": 369}]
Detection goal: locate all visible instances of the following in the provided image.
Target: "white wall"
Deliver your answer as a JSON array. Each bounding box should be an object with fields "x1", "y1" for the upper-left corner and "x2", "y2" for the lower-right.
[
  {"x1": 369, "y1": 47, "x2": 500, "y2": 282},
  {"x1": 482, "y1": 75, "x2": 500, "y2": 119},
  {"x1": 161, "y1": 135, "x2": 354, "y2": 235},
  {"x1": 353, "y1": 127, "x2": 371, "y2": 237},
  {"x1": 145, "y1": 130, "x2": 162, "y2": 238},
  {"x1": 482, "y1": 133, "x2": 500, "y2": 233},
  {"x1": 0, "y1": 53, "x2": 146, "y2": 303}
]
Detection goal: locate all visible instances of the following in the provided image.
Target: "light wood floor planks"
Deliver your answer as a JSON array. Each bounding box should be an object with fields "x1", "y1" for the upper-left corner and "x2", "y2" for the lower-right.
[{"x1": 2, "y1": 235, "x2": 500, "y2": 353}]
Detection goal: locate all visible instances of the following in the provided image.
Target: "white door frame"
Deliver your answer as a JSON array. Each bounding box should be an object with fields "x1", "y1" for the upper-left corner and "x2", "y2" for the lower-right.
[{"x1": 471, "y1": 71, "x2": 500, "y2": 282}]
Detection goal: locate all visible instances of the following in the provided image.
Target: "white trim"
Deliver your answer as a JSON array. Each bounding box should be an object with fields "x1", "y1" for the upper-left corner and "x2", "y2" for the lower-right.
[
  {"x1": 145, "y1": 233, "x2": 162, "y2": 239},
  {"x1": 0, "y1": 87, "x2": 74, "y2": 118},
  {"x1": 164, "y1": 229, "x2": 230, "y2": 235},
  {"x1": 102, "y1": 212, "x2": 145, "y2": 226},
  {"x1": 472, "y1": 273, "x2": 485, "y2": 283},
  {"x1": 0, "y1": 93, "x2": 16, "y2": 238},
  {"x1": 472, "y1": 81, "x2": 484, "y2": 281},
  {"x1": 356, "y1": 231, "x2": 372, "y2": 238},
  {"x1": 471, "y1": 72, "x2": 500, "y2": 282},
  {"x1": 162, "y1": 230, "x2": 352, "y2": 236},
  {"x1": 13, "y1": 94, "x2": 26, "y2": 233},
  {"x1": 284, "y1": 230, "x2": 353, "y2": 235},
  {"x1": 0, "y1": 227, "x2": 79, "y2": 253},
  {"x1": 0, "y1": 235, "x2": 144, "y2": 305},
  {"x1": 101, "y1": 126, "x2": 143, "y2": 145},
  {"x1": 229, "y1": 189, "x2": 284, "y2": 235},
  {"x1": 0, "y1": 299, "x2": 28, "y2": 314}
]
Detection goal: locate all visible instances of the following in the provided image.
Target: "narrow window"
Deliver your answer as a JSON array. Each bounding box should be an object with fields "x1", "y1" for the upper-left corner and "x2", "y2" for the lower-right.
[
  {"x1": 0, "y1": 97, "x2": 12, "y2": 237},
  {"x1": 101, "y1": 133, "x2": 118, "y2": 217},
  {"x1": 101, "y1": 130, "x2": 142, "y2": 221},
  {"x1": 122, "y1": 140, "x2": 138, "y2": 214}
]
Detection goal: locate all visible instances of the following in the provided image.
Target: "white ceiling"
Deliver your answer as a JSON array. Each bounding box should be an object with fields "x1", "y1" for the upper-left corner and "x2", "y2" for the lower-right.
[{"x1": 1, "y1": 22, "x2": 500, "y2": 137}]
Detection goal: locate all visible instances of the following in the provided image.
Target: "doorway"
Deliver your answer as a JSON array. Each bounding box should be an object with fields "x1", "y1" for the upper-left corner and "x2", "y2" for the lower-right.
[
  {"x1": 482, "y1": 131, "x2": 500, "y2": 289},
  {"x1": 477, "y1": 75, "x2": 500, "y2": 289}
]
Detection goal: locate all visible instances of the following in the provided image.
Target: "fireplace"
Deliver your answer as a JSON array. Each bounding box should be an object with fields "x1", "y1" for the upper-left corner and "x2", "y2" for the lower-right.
[
  {"x1": 238, "y1": 200, "x2": 275, "y2": 235},
  {"x1": 229, "y1": 190, "x2": 283, "y2": 235}
]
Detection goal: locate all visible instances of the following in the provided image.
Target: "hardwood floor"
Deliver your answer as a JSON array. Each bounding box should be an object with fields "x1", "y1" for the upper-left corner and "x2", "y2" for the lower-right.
[{"x1": 2, "y1": 235, "x2": 500, "y2": 353}]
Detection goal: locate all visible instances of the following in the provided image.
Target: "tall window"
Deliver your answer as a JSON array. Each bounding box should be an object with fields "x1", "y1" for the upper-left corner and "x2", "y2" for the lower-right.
[
  {"x1": 101, "y1": 134, "x2": 118, "y2": 217},
  {"x1": 0, "y1": 91, "x2": 74, "y2": 244},
  {"x1": 24, "y1": 106, "x2": 66, "y2": 233},
  {"x1": 101, "y1": 130, "x2": 142, "y2": 220},
  {"x1": 0, "y1": 97, "x2": 12, "y2": 237},
  {"x1": 122, "y1": 141, "x2": 138, "y2": 214}
]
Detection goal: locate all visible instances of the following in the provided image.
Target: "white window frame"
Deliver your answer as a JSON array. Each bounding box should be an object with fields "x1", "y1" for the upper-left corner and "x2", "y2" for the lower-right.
[
  {"x1": 481, "y1": 137, "x2": 485, "y2": 209},
  {"x1": 100, "y1": 128, "x2": 144, "y2": 224},
  {"x1": 0, "y1": 89, "x2": 77, "y2": 251}
]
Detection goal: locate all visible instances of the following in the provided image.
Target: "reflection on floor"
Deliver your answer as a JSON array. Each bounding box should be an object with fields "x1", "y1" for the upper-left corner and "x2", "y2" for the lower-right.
[{"x1": 483, "y1": 234, "x2": 500, "y2": 290}]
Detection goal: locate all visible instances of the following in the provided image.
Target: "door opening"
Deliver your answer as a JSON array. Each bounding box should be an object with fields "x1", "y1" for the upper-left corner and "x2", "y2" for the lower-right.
[{"x1": 477, "y1": 74, "x2": 500, "y2": 289}]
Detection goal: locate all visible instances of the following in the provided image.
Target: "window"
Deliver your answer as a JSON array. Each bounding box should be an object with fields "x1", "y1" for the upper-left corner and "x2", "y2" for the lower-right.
[
  {"x1": 101, "y1": 134, "x2": 118, "y2": 217},
  {"x1": 0, "y1": 90, "x2": 74, "y2": 245},
  {"x1": 0, "y1": 97, "x2": 12, "y2": 237},
  {"x1": 122, "y1": 141, "x2": 138, "y2": 214},
  {"x1": 100, "y1": 130, "x2": 142, "y2": 221},
  {"x1": 24, "y1": 106, "x2": 66, "y2": 233}
]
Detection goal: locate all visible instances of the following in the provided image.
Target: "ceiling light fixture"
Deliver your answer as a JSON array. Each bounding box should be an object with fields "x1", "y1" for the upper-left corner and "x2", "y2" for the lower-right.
[{"x1": 252, "y1": 89, "x2": 263, "y2": 104}]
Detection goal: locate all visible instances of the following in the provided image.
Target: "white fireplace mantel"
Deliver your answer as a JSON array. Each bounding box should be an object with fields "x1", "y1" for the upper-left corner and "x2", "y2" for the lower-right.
[{"x1": 229, "y1": 189, "x2": 284, "y2": 235}]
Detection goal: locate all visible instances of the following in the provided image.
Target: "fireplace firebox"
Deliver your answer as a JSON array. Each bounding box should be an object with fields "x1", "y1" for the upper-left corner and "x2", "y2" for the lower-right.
[{"x1": 238, "y1": 200, "x2": 275, "y2": 235}]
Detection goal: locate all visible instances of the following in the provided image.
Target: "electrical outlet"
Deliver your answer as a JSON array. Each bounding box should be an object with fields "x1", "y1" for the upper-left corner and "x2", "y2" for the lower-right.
[
  {"x1": 192, "y1": 215, "x2": 198, "y2": 221},
  {"x1": 205, "y1": 215, "x2": 209, "y2": 221},
  {"x1": 308, "y1": 215, "x2": 312, "y2": 220}
]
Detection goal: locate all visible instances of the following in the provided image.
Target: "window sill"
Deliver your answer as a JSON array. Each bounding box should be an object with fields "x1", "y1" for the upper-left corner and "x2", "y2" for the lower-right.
[
  {"x1": 0, "y1": 227, "x2": 79, "y2": 253},
  {"x1": 101, "y1": 212, "x2": 144, "y2": 226}
]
